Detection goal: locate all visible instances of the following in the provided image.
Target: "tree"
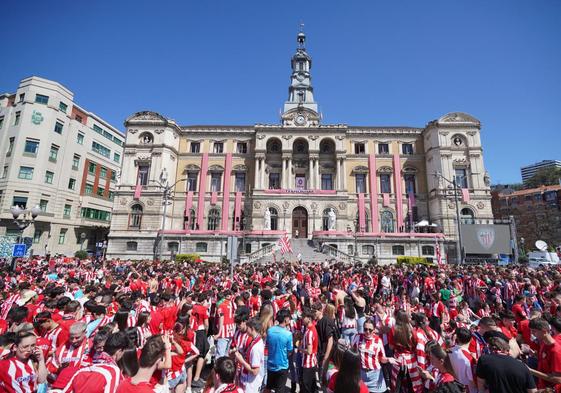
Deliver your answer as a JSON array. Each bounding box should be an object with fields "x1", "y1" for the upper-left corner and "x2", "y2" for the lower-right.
[{"x1": 525, "y1": 167, "x2": 561, "y2": 189}]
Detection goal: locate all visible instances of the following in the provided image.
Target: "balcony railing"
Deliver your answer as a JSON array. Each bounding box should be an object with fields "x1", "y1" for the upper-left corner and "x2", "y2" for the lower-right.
[{"x1": 321, "y1": 243, "x2": 361, "y2": 264}]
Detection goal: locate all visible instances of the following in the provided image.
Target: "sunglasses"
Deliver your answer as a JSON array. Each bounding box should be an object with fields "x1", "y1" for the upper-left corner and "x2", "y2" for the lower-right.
[{"x1": 364, "y1": 328, "x2": 374, "y2": 332}]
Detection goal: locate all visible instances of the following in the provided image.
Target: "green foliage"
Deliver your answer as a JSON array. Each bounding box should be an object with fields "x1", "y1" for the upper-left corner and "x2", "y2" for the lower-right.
[
  {"x1": 175, "y1": 253, "x2": 200, "y2": 263},
  {"x1": 396, "y1": 256, "x2": 434, "y2": 266},
  {"x1": 525, "y1": 167, "x2": 561, "y2": 189},
  {"x1": 74, "y1": 250, "x2": 88, "y2": 259}
]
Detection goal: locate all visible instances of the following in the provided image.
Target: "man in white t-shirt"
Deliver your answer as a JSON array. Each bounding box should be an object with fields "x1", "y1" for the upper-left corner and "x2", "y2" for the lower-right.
[
  {"x1": 234, "y1": 318, "x2": 264, "y2": 393},
  {"x1": 449, "y1": 327, "x2": 478, "y2": 393}
]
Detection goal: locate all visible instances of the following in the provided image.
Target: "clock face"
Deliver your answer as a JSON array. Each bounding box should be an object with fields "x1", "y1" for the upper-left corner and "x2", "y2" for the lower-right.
[{"x1": 295, "y1": 115, "x2": 306, "y2": 125}]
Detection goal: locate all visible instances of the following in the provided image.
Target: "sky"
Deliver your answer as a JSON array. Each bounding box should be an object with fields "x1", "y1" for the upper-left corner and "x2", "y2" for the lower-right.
[{"x1": 2, "y1": 0, "x2": 560, "y2": 184}]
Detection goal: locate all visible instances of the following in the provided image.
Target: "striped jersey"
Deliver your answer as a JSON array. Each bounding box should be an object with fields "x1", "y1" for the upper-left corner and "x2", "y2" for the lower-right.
[
  {"x1": 0, "y1": 358, "x2": 37, "y2": 393},
  {"x1": 351, "y1": 334, "x2": 385, "y2": 370}
]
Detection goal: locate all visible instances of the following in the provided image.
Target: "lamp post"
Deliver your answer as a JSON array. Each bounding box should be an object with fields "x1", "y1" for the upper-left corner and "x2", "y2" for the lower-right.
[
  {"x1": 10, "y1": 205, "x2": 41, "y2": 271},
  {"x1": 433, "y1": 172, "x2": 464, "y2": 265},
  {"x1": 152, "y1": 169, "x2": 187, "y2": 262}
]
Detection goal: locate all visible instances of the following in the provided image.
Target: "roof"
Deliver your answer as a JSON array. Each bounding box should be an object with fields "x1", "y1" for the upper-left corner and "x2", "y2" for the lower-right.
[{"x1": 503, "y1": 184, "x2": 561, "y2": 198}]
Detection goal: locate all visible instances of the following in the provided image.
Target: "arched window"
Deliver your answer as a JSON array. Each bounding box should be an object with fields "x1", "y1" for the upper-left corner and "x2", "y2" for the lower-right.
[
  {"x1": 460, "y1": 208, "x2": 475, "y2": 224},
  {"x1": 184, "y1": 209, "x2": 196, "y2": 230},
  {"x1": 269, "y1": 208, "x2": 278, "y2": 231},
  {"x1": 422, "y1": 245, "x2": 435, "y2": 255},
  {"x1": 392, "y1": 245, "x2": 405, "y2": 255},
  {"x1": 129, "y1": 204, "x2": 143, "y2": 229},
  {"x1": 207, "y1": 209, "x2": 220, "y2": 230},
  {"x1": 381, "y1": 210, "x2": 394, "y2": 233},
  {"x1": 139, "y1": 132, "x2": 153, "y2": 144}
]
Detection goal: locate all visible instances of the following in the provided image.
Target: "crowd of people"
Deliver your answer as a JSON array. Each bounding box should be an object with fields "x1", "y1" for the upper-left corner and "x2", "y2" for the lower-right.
[{"x1": 1, "y1": 255, "x2": 561, "y2": 393}]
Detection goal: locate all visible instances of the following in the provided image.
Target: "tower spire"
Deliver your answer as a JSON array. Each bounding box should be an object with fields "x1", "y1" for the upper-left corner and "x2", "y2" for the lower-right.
[{"x1": 282, "y1": 26, "x2": 319, "y2": 118}]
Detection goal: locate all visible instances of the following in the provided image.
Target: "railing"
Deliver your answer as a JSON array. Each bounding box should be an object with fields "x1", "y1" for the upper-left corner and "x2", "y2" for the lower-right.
[
  {"x1": 321, "y1": 243, "x2": 361, "y2": 264},
  {"x1": 245, "y1": 243, "x2": 276, "y2": 264}
]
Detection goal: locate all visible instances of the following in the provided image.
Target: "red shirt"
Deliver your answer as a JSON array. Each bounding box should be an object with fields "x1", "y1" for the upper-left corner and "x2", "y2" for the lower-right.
[
  {"x1": 191, "y1": 304, "x2": 209, "y2": 331},
  {"x1": 519, "y1": 319, "x2": 539, "y2": 352},
  {"x1": 512, "y1": 303, "x2": 527, "y2": 324},
  {"x1": 116, "y1": 380, "x2": 157, "y2": 393},
  {"x1": 537, "y1": 340, "x2": 561, "y2": 391}
]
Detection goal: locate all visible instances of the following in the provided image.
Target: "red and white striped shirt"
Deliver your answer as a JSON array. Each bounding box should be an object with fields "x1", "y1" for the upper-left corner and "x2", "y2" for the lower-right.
[
  {"x1": 44, "y1": 326, "x2": 68, "y2": 354},
  {"x1": 49, "y1": 340, "x2": 90, "y2": 371},
  {"x1": 338, "y1": 306, "x2": 357, "y2": 330},
  {"x1": 414, "y1": 327, "x2": 442, "y2": 370},
  {"x1": 351, "y1": 334, "x2": 385, "y2": 370},
  {"x1": 0, "y1": 358, "x2": 37, "y2": 393},
  {"x1": 1, "y1": 294, "x2": 21, "y2": 320},
  {"x1": 232, "y1": 329, "x2": 251, "y2": 356},
  {"x1": 137, "y1": 326, "x2": 152, "y2": 348},
  {"x1": 301, "y1": 324, "x2": 318, "y2": 368}
]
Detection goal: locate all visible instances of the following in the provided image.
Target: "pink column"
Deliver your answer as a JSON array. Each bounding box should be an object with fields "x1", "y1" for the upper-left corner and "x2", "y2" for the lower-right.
[
  {"x1": 234, "y1": 192, "x2": 242, "y2": 230},
  {"x1": 393, "y1": 153, "x2": 404, "y2": 232},
  {"x1": 368, "y1": 153, "x2": 379, "y2": 232},
  {"x1": 184, "y1": 191, "x2": 193, "y2": 216},
  {"x1": 196, "y1": 153, "x2": 209, "y2": 230},
  {"x1": 221, "y1": 153, "x2": 233, "y2": 230},
  {"x1": 358, "y1": 193, "x2": 366, "y2": 232}
]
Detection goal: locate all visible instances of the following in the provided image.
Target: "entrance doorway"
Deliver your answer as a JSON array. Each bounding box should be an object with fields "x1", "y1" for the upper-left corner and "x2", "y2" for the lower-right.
[{"x1": 292, "y1": 207, "x2": 308, "y2": 238}]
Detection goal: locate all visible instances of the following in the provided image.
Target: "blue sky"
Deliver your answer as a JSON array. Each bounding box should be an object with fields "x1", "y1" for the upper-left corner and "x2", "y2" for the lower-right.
[{"x1": 2, "y1": 0, "x2": 560, "y2": 184}]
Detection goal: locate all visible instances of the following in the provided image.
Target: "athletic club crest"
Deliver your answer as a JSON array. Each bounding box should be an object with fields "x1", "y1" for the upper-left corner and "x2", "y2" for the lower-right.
[{"x1": 477, "y1": 227, "x2": 495, "y2": 249}]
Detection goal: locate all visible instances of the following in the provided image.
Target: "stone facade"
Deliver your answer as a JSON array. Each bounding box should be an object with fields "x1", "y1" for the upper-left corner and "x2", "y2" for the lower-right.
[{"x1": 107, "y1": 33, "x2": 493, "y2": 264}]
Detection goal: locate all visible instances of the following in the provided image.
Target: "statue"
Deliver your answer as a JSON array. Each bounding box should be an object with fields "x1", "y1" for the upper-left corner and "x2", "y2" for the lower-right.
[
  {"x1": 264, "y1": 208, "x2": 271, "y2": 230},
  {"x1": 328, "y1": 208, "x2": 336, "y2": 231}
]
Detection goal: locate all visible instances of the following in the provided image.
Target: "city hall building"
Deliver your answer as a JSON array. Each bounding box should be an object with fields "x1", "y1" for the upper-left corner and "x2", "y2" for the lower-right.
[{"x1": 107, "y1": 32, "x2": 494, "y2": 264}]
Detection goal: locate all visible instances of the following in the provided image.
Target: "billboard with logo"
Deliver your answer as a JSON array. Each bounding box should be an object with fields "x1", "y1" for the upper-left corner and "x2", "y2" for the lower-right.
[{"x1": 460, "y1": 224, "x2": 512, "y2": 255}]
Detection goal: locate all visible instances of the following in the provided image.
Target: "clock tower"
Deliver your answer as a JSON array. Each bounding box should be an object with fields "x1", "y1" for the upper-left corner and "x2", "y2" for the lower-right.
[{"x1": 281, "y1": 29, "x2": 320, "y2": 127}]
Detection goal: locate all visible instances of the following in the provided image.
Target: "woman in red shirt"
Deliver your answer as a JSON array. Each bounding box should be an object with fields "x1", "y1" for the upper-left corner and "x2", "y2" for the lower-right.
[{"x1": 328, "y1": 349, "x2": 369, "y2": 393}]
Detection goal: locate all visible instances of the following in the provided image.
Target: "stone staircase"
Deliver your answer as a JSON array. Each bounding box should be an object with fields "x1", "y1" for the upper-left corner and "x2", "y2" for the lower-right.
[{"x1": 245, "y1": 238, "x2": 358, "y2": 265}]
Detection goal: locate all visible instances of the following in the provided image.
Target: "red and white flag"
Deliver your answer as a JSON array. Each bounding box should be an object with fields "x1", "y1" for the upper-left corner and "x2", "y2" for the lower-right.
[
  {"x1": 278, "y1": 235, "x2": 293, "y2": 255},
  {"x1": 435, "y1": 238, "x2": 443, "y2": 265}
]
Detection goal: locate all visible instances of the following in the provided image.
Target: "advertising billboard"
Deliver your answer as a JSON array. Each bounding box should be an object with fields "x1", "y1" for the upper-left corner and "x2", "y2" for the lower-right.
[{"x1": 460, "y1": 224, "x2": 512, "y2": 255}]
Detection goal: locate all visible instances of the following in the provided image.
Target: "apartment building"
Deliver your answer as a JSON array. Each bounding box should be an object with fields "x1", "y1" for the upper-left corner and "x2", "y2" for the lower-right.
[{"x1": 0, "y1": 76, "x2": 124, "y2": 256}]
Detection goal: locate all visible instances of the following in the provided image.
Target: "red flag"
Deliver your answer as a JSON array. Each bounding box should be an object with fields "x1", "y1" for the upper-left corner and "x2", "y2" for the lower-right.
[
  {"x1": 461, "y1": 188, "x2": 470, "y2": 203},
  {"x1": 278, "y1": 235, "x2": 293, "y2": 255},
  {"x1": 134, "y1": 184, "x2": 142, "y2": 200}
]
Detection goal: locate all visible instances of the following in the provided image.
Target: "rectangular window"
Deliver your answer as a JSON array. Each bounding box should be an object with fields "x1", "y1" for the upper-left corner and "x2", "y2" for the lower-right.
[
  {"x1": 2, "y1": 166, "x2": 8, "y2": 178},
  {"x1": 127, "y1": 241, "x2": 138, "y2": 251},
  {"x1": 111, "y1": 171, "x2": 116, "y2": 182},
  {"x1": 380, "y1": 174, "x2": 391, "y2": 193},
  {"x1": 97, "y1": 186, "x2": 105, "y2": 197},
  {"x1": 49, "y1": 145, "x2": 59, "y2": 162},
  {"x1": 404, "y1": 174, "x2": 416, "y2": 194},
  {"x1": 85, "y1": 183, "x2": 94, "y2": 194},
  {"x1": 356, "y1": 174, "x2": 366, "y2": 193},
  {"x1": 33, "y1": 229, "x2": 41, "y2": 244},
  {"x1": 45, "y1": 171, "x2": 54, "y2": 184},
  {"x1": 59, "y1": 102, "x2": 68, "y2": 113},
  {"x1": 236, "y1": 142, "x2": 247, "y2": 154},
  {"x1": 210, "y1": 173, "x2": 222, "y2": 192},
  {"x1": 113, "y1": 137, "x2": 123, "y2": 146},
  {"x1": 321, "y1": 174, "x2": 333, "y2": 190},
  {"x1": 196, "y1": 242, "x2": 208, "y2": 253},
  {"x1": 68, "y1": 178, "x2": 76, "y2": 190},
  {"x1": 108, "y1": 191, "x2": 115, "y2": 201},
  {"x1": 24, "y1": 139, "x2": 39, "y2": 155},
  {"x1": 72, "y1": 154, "x2": 80, "y2": 170},
  {"x1": 7, "y1": 137, "x2": 15, "y2": 155},
  {"x1": 58, "y1": 229, "x2": 67, "y2": 244},
  {"x1": 269, "y1": 173, "x2": 281, "y2": 189},
  {"x1": 80, "y1": 207, "x2": 111, "y2": 222},
  {"x1": 137, "y1": 165, "x2": 149, "y2": 185},
  {"x1": 191, "y1": 142, "x2": 200, "y2": 153},
  {"x1": 19, "y1": 94, "x2": 25, "y2": 103},
  {"x1": 93, "y1": 124, "x2": 103, "y2": 134},
  {"x1": 88, "y1": 162, "x2": 97, "y2": 174},
  {"x1": 75, "y1": 114, "x2": 83, "y2": 124},
  {"x1": 454, "y1": 168, "x2": 468, "y2": 188},
  {"x1": 0, "y1": 116, "x2": 4, "y2": 128},
  {"x1": 12, "y1": 196, "x2": 28, "y2": 208},
  {"x1": 63, "y1": 204, "x2": 71, "y2": 218},
  {"x1": 35, "y1": 94, "x2": 49, "y2": 105},
  {"x1": 18, "y1": 166, "x2": 34, "y2": 180},
  {"x1": 187, "y1": 172, "x2": 198, "y2": 191},
  {"x1": 392, "y1": 245, "x2": 405, "y2": 255},
  {"x1": 213, "y1": 142, "x2": 224, "y2": 154},
  {"x1": 402, "y1": 143, "x2": 414, "y2": 155},
  {"x1": 92, "y1": 141, "x2": 110, "y2": 157},
  {"x1": 77, "y1": 133, "x2": 84, "y2": 144},
  {"x1": 354, "y1": 143, "x2": 365, "y2": 154},
  {"x1": 235, "y1": 172, "x2": 246, "y2": 192},
  {"x1": 378, "y1": 143, "x2": 389, "y2": 154},
  {"x1": 100, "y1": 167, "x2": 107, "y2": 178},
  {"x1": 113, "y1": 152, "x2": 120, "y2": 163},
  {"x1": 54, "y1": 121, "x2": 63, "y2": 134},
  {"x1": 39, "y1": 199, "x2": 48, "y2": 212},
  {"x1": 14, "y1": 112, "x2": 21, "y2": 125}
]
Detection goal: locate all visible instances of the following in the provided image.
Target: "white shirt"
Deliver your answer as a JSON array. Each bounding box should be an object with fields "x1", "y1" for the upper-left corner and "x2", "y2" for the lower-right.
[
  {"x1": 449, "y1": 345, "x2": 478, "y2": 393},
  {"x1": 240, "y1": 338, "x2": 265, "y2": 393}
]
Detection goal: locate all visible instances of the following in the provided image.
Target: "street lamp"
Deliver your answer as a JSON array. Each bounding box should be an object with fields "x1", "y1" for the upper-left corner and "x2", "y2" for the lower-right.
[
  {"x1": 10, "y1": 205, "x2": 41, "y2": 270},
  {"x1": 433, "y1": 172, "x2": 464, "y2": 265},
  {"x1": 152, "y1": 169, "x2": 187, "y2": 262}
]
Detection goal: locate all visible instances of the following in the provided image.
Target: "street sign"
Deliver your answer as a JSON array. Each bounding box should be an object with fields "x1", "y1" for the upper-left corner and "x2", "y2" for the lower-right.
[{"x1": 12, "y1": 244, "x2": 26, "y2": 258}]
